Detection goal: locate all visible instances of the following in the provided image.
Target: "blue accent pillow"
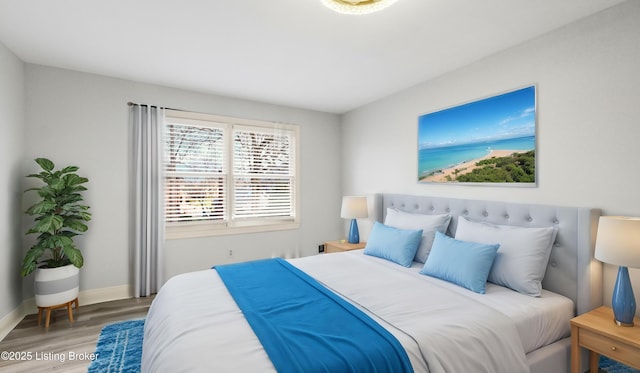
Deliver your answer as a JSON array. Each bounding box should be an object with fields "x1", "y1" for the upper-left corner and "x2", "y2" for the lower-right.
[
  {"x1": 364, "y1": 222, "x2": 423, "y2": 267},
  {"x1": 384, "y1": 208, "x2": 451, "y2": 263},
  {"x1": 420, "y1": 231, "x2": 499, "y2": 294}
]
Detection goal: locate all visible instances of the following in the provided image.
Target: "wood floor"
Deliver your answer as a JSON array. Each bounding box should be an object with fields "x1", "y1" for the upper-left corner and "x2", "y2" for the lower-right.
[{"x1": 0, "y1": 297, "x2": 153, "y2": 373}]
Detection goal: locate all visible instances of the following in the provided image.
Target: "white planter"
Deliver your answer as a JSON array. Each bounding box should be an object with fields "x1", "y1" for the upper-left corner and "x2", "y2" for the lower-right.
[{"x1": 34, "y1": 264, "x2": 80, "y2": 307}]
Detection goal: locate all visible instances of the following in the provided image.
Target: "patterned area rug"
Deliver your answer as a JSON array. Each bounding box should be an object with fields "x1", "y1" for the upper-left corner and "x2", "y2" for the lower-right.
[
  {"x1": 600, "y1": 356, "x2": 640, "y2": 373},
  {"x1": 88, "y1": 319, "x2": 145, "y2": 373}
]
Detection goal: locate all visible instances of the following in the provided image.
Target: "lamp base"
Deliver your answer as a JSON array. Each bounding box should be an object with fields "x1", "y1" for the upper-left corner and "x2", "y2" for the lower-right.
[
  {"x1": 614, "y1": 318, "x2": 634, "y2": 327},
  {"x1": 348, "y1": 219, "x2": 360, "y2": 244},
  {"x1": 611, "y1": 266, "x2": 636, "y2": 327}
]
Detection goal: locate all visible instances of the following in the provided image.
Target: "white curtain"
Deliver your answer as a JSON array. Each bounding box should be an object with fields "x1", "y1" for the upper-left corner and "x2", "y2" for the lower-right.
[{"x1": 131, "y1": 104, "x2": 165, "y2": 297}]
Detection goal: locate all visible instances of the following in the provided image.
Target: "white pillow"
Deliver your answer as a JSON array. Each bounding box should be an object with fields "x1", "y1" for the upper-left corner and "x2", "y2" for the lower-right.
[
  {"x1": 454, "y1": 217, "x2": 558, "y2": 297},
  {"x1": 384, "y1": 208, "x2": 451, "y2": 263}
]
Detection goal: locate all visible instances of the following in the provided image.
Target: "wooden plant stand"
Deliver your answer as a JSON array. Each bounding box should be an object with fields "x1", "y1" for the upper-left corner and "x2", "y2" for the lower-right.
[{"x1": 37, "y1": 297, "x2": 79, "y2": 328}]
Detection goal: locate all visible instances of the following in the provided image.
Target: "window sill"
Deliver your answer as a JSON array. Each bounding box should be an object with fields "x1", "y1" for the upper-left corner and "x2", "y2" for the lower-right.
[{"x1": 166, "y1": 221, "x2": 300, "y2": 239}]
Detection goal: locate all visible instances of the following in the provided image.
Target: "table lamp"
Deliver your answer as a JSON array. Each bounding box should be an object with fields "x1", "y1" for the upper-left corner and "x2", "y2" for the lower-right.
[
  {"x1": 341, "y1": 196, "x2": 368, "y2": 244},
  {"x1": 594, "y1": 216, "x2": 640, "y2": 326}
]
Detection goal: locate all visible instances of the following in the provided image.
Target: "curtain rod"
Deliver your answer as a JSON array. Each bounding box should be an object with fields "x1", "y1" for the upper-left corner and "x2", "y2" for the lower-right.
[
  {"x1": 127, "y1": 101, "x2": 179, "y2": 111},
  {"x1": 127, "y1": 102, "x2": 211, "y2": 115},
  {"x1": 127, "y1": 102, "x2": 291, "y2": 126},
  {"x1": 127, "y1": 102, "x2": 232, "y2": 119}
]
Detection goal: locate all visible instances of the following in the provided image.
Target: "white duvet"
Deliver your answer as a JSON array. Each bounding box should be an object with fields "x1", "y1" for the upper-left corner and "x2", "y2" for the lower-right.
[{"x1": 142, "y1": 250, "x2": 571, "y2": 372}]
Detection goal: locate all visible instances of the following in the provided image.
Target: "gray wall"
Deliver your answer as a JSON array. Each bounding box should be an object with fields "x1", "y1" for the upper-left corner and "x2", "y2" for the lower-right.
[
  {"x1": 0, "y1": 41, "x2": 25, "y2": 319},
  {"x1": 4, "y1": 0, "x2": 640, "y2": 323},
  {"x1": 340, "y1": 1, "x2": 640, "y2": 312},
  {"x1": 22, "y1": 65, "x2": 343, "y2": 298}
]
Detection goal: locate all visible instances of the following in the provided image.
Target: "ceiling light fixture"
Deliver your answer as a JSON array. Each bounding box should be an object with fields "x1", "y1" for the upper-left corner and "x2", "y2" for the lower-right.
[{"x1": 321, "y1": 0, "x2": 399, "y2": 15}]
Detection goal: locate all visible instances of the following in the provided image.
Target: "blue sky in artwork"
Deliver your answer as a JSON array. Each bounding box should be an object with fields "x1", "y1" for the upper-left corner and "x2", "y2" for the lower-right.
[{"x1": 418, "y1": 86, "x2": 536, "y2": 149}]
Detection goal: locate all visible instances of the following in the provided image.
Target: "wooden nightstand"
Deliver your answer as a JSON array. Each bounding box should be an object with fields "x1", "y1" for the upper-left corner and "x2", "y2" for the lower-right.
[
  {"x1": 570, "y1": 306, "x2": 640, "y2": 373},
  {"x1": 324, "y1": 240, "x2": 366, "y2": 253}
]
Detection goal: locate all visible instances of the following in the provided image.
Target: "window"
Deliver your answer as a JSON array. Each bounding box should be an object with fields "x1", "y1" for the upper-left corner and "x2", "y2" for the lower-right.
[{"x1": 164, "y1": 110, "x2": 299, "y2": 238}]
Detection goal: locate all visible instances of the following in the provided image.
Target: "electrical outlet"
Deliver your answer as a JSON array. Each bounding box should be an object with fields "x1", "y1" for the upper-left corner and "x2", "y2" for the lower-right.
[{"x1": 228, "y1": 249, "x2": 233, "y2": 257}]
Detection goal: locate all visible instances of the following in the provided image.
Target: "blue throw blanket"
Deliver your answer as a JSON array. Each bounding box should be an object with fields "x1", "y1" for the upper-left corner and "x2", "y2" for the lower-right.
[{"x1": 215, "y1": 258, "x2": 413, "y2": 373}]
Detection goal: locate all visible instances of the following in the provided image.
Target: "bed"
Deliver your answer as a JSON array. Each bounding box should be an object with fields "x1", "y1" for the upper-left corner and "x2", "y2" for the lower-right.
[{"x1": 142, "y1": 194, "x2": 603, "y2": 373}]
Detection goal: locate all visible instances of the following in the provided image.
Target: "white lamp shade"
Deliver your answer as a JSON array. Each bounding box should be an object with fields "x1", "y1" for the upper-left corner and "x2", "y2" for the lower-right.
[
  {"x1": 594, "y1": 216, "x2": 640, "y2": 268},
  {"x1": 340, "y1": 196, "x2": 368, "y2": 219}
]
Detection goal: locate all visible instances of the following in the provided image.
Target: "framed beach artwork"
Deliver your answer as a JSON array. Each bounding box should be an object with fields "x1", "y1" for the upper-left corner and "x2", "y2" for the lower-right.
[{"x1": 418, "y1": 85, "x2": 536, "y2": 185}]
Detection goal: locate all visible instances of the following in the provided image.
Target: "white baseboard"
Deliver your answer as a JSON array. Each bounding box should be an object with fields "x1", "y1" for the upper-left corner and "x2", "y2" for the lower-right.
[
  {"x1": 0, "y1": 306, "x2": 27, "y2": 343},
  {"x1": 77, "y1": 284, "x2": 133, "y2": 307},
  {"x1": 0, "y1": 284, "x2": 134, "y2": 342}
]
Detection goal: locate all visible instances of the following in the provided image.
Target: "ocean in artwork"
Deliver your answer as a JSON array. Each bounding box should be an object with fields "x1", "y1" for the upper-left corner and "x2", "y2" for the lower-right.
[{"x1": 418, "y1": 135, "x2": 535, "y2": 179}]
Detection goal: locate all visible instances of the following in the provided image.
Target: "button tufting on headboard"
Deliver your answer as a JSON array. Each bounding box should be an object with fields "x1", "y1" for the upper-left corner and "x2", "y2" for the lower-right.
[{"x1": 375, "y1": 193, "x2": 603, "y2": 315}]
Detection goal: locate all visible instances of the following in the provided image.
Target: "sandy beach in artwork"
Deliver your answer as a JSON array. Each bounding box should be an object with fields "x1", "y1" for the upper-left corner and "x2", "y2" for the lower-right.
[{"x1": 423, "y1": 150, "x2": 525, "y2": 182}]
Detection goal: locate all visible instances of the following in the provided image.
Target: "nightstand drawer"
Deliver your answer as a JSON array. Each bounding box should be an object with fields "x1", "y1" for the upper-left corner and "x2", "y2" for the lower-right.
[{"x1": 580, "y1": 329, "x2": 640, "y2": 368}]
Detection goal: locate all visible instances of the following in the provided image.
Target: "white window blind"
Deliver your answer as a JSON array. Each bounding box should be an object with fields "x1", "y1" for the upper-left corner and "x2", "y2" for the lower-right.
[
  {"x1": 165, "y1": 120, "x2": 227, "y2": 223},
  {"x1": 233, "y1": 126, "x2": 295, "y2": 220},
  {"x1": 163, "y1": 110, "x2": 299, "y2": 238}
]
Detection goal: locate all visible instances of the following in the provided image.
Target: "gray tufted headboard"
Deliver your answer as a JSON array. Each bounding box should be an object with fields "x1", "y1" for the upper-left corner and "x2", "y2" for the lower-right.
[{"x1": 371, "y1": 194, "x2": 602, "y2": 315}]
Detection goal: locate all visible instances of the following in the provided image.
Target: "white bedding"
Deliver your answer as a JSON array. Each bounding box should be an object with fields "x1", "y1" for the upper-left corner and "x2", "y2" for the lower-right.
[
  {"x1": 396, "y1": 255, "x2": 574, "y2": 354},
  {"x1": 142, "y1": 250, "x2": 573, "y2": 373}
]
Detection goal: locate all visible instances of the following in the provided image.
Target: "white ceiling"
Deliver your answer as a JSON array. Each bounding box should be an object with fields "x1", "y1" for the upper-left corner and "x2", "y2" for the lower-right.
[{"x1": 0, "y1": 0, "x2": 627, "y2": 114}]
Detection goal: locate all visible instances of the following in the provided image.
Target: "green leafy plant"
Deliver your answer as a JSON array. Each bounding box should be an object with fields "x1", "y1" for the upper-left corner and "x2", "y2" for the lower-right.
[{"x1": 21, "y1": 158, "x2": 91, "y2": 277}]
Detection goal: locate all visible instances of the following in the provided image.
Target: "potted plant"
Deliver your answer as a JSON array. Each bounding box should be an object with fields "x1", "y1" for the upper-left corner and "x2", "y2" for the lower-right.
[{"x1": 22, "y1": 158, "x2": 91, "y2": 307}]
